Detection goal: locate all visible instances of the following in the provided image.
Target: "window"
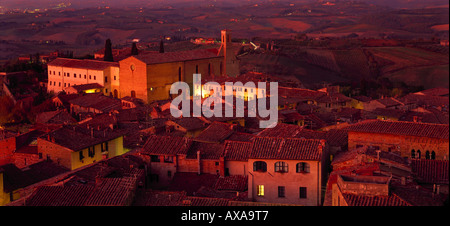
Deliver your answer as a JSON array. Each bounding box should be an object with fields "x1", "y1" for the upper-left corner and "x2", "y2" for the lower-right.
[
  {"x1": 59, "y1": 72, "x2": 61, "y2": 76},
  {"x1": 278, "y1": 186, "x2": 285, "y2": 198},
  {"x1": 274, "y1": 161, "x2": 288, "y2": 173},
  {"x1": 89, "y1": 75, "x2": 92, "y2": 79},
  {"x1": 88, "y1": 147, "x2": 95, "y2": 158},
  {"x1": 299, "y1": 187, "x2": 307, "y2": 199},
  {"x1": 84, "y1": 75, "x2": 87, "y2": 79},
  {"x1": 59, "y1": 82, "x2": 61, "y2": 87},
  {"x1": 196, "y1": 65, "x2": 199, "y2": 74},
  {"x1": 67, "y1": 73, "x2": 70, "y2": 77},
  {"x1": 105, "y1": 76, "x2": 108, "y2": 83},
  {"x1": 64, "y1": 72, "x2": 66, "y2": 76},
  {"x1": 79, "y1": 151, "x2": 85, "y2": 161},
  {"x1": 178, "y1": 67, "x2": 182, "y2": 81},
  {"x1": 257, "y1": 185, "x2": 264, "y2": 197},
  {"x1": 411, "y1": 149, "x2": 415, "y2": 159},
  {"x1": 431, "y1": 151, "x2": 436, "y2": 160},
  {"x1": 208, "y1": 63, "x2": 211, "y2": 75},
  {"x1": 425, "y1": 151, "x2": 430, "y2": 160},
  {"x1": 168, "y1": 170, "x2": 172, "y2": 178},
  {"x1": 131, "y1": 90, "x2": 136, "y2": 98},
  {"x1": 253, "y1": 161, "x2": 267, "y2": 172},
  {"x1": 164, "y1": 156, "x2": 174, "y2": 163},
  {"x1": 74, "y1": 74, "x2": 76, "y2": 78},
  {"x1": 79, "y1": 74, "x2": 81, "y2": 78},
  {"x1": 416, "y1": 150, "x2": 421, "y2": 159},
  {"x1": 94, "y1": 76, "x2": 96, "y2": 80},
  {"x1": 150, "y1": 155, "x2": 160, "y2": 162},
  {"x1": 296, "y1": 162, "x2": 310, "y2": 173},
  {"x1": 114, "y1": 76, "x2": 116, "y2": 80}
]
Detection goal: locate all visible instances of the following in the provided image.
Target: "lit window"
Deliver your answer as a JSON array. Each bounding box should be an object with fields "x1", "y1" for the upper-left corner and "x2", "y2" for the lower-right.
[{"x1": 257, "y1": 185, "x2": 264, "y2": 197}]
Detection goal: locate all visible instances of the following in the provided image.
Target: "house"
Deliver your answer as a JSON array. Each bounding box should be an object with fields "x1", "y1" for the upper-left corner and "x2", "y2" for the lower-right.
[
  {"x1": 363, "y1": 97, "x2": 405, "y2": 111},
  {"x1": 63, "y1": 83, "x2": 104, "y2": 95},
  {"x1": 47, "y1": 58, "x2": 119, "y2": 96},
  {"x1": 165, "y1": 117, "x2": 208, "y2": 138},
  {"x1": 247, "y1": 137, "x2": 328, "y2": 205},
  {"x1": 346, "y1": 120, "x2": 449, "y2": 160},
  {"x1": 37, "y1": 124, "x2": 128, "y2": 170},
  {"x1": 35, "y1": 109, "x2": 77, "y2": 125},
  {"x1": 222, "y1": 140, "x2": 252, "y2": 176},
  {"x1": 68, "y1": 93, "x2": 122, "y2": 115}
]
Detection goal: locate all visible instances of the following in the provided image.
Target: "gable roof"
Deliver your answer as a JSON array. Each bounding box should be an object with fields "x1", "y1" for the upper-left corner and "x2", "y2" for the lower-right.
[
  {"x1": 249, "y1": 137, "x2": 325, "y2": 160},
  {"x1": 194, "y1": 121, "x2": 234, "y2": 143},
  {"x1": 141, "y1": 135, "x2": 192, "y2": 156},
  {"x1": 48, "y1": 58, "x2": 119, "y2": 70},
  {"x1": 222, "y1": 140, "x2": 252, "y2": 161},
  {"x1": 132, "y1": 48, "x2": 220, "y2": 65},
  {"x1": 346, "y1": 120, "x2": 449, "y2": 139}
]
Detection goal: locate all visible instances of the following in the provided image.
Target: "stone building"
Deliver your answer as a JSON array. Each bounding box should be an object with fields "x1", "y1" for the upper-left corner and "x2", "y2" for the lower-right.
[{"x1": 346, "y1": 120, "x2": 449, "y2": 160}]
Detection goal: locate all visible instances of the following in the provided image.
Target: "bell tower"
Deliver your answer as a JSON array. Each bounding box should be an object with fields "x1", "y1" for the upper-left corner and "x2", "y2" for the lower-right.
[{"x1": 219, "y1": 29, "x2": 239, "y2": 77}]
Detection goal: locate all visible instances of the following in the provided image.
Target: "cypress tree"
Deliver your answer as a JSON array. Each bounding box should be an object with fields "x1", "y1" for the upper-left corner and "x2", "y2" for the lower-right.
[
  {"x1": 159, "y1": 39, "x2": 165, "y2": 53},
  {"x1": 104, "y1": 39, "x2": 114, "y2": 62},
  {"x1": 131, "y1": 42, "x2": 139, "y2": 55}
]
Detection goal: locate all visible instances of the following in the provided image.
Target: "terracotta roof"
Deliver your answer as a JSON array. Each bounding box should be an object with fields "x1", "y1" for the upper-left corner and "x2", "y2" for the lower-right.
[
  {"x1": 133, "y1": 48, "x2": 220, "y2": 65},
  {"x1": 399, "y1": 93, "x2": 449, "y2": 107},
  {"x1": 136, "y1": 190, "x2": 186, "y2": 206},
  {"x1": 141, "y1": 135, "x2": 192, "y2": 156},
  {"x1": 194, "y1": 122, "x2": 234, "y2": 143},
  {"x1": 25, "y1": 185, "x2": 95, "y2": 206},
  {"x1": 66, "y1": 83, "x2": 104, "y2": 92},
  {"x1": 346, "y1": 120, "x2": 449, "y2": 139},
  {"x1": 249, "y1": 137, "x2": 325, "y2": 160},
  {"x1": 187, "y1": 141, "x2": 225, "y2": 160},
  {"x1": 370, "y1": 108, "x2": 406, "y2": 119},
  {"x1": 225, "y1": 132, "x2": 255, "y2": 142},
  {"x1": 68, "y1": 93, "x2": 122, "y2": 113},
  {"x1": 222, "y1": 140, "x2": 252, "y2": 161},
  {"x1": 214, "y1": 175, "x2": 248, "y2": 191},
  {"x1": 168, "y1": 117, "x2": 208, "y2": 131},
  {"x1": 375, "y1": 97, "x2": 404, "y2": 107},
  {"x1": 411, "y1": 160, "x2": 449, "y2": 184},
  {"x1": 257, "y1": 123, "x2": 303, "y2": 138},
  {"x1": 48, "y1": 58, "x2": 119, "y2": 70},
  {"x1": 342, "y1": 193, "x2": 411, "y2": 206},
  {"x1": 315, "y1": 92, "x2": 352, "y2": 104},
  {"x1": 85, "y1": 175, "x2": 141, "y2": 206},
  {"x1": 182, "y1": 196, "x2": 230, "y2": 206},
  {"x1": 35, "y1": 110, "x2": 76, "y2": 124}
]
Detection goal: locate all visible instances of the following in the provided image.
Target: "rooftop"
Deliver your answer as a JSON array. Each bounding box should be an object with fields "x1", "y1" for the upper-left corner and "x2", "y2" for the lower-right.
[
  {"x1": 249, "y1": 137, "x2": 325, "y2": 160},
  {"x1": 48, "y1": 58, "x2": 119, "y2": 70},
  {"x1": 132, "y1": 48, "x2": 220, "y2": 65}
]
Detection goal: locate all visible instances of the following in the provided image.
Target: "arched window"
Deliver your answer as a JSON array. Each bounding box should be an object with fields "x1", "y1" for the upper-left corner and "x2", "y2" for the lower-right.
[
  {"x1": 131, "y1": 90, "x2": 136, "y2": 98},
  {"x1": 416, "y1": 150, "x2": 421, "y2": 159},
  {"x1": 178, "y1": 67, "x2": 182, "y2": 81},
  {"x1": 431, "y1": 151, "x2": 436, "y2": 160},
  {"x1": 411, "y1": 149, "x2": 415, "y2": 159},
  {"x1": 274, "y1": 161, "x2": 288, "y2": 173},
  {"x1": 253, "y1": 161, "x2": 267, "y2": 172},
  {"x1": 425, "y1": 151, "x2": 430, "y2": 160},
  {"x1": 296, "y1": 162, "x2": 310, "y2": 173},
  {"x1": 113, "y1": 89, "x2": 118, "y2": 98}
]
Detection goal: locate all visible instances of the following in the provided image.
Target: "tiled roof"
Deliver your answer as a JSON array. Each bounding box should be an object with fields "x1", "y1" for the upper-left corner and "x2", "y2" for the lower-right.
[
  {"x1": 136, "y1": 190, "x2": 187, "y2": 206},
  {"x1": 315, "y1": 92, "x2": 352, "y2": 104},
  {"x1": 48, "y1": 58, "x2": 119, "y2": 70},
  {"x1": 257, "y1": 123, "x2": 303, "y2": 138},
  {"x1": 370, "y1": 108, "x2": 406, "y2": 119},
  {"x1": 25, "y1": 185, "x2": 95, "y2": 206},
  {"x1": 182, "y1": 196, "x2": 230, "y2": 206},
  {"x1": 214, "y1": 175, "x2": 248, "y2": 191},
  {"x1": 168, "y1": 117, "x2": 208, "y2": 131},
  {"x1": 69, "y1": 93, "x2": 122, "y2": 113},
  {"x1": 194, "y1": 122, "x2": 234, "y2": 143},
  {"x1": 278, "y1": 87, "x2": 325, "y2": 100},
  {"x1": 399, "y1": 93, "x2": 449, "y2": 107},
  {"x1": 222, "y1": 140, "x2": 252, "y2": 161},
  {"x1": 375, "y1": 97, "x2": 404, "y2": 107},
  {"x1": 342, "y1": 193, "x2": 411, "y2": 206},
  {"x1": 168, "y1": 172, "x2": 219, "y2": 195},
  {"x1": 411, "y1": 159, "x2": 449, "y2": 184},
  {"x1": 35, "y1": 110, "x2": 76, "y2": 125},
  {"x1": 186, "y1": 141, "x2": 225, "y2": 160},
  {"x1": 141, "y1": 135, "x2": 192, "y2": 156},
  {"x1": 249, "y1": 137, "x2": 324, "y2": 160},
  {"x1": 67, "y1": 83, "x2": 104, "y2": 92},
  {"x1": 84, "y1": 176, "x2": 140, "y2": 206},
  {"x1": 346, "y1": 120, "x2": 449, "y2": 139},
  {"x1": 133, "y1": 48, "x2": 220, "y2": 65}
]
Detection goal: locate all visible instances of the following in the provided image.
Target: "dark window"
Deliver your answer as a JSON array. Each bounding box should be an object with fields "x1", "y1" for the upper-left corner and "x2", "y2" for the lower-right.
[
  {"x1": 131, "y1": 90, "x2": 136, "y2": 98},
  {"x1": 114, "y1": 76, "x2": 116, "y2": 80},
  {"x1": 88, "y1": 147, "x2": 95, "y2": 158},
  {"x1": 94, "y1": 76, "x2": 96, "y2": 80},
  {"x1": 84, "y1": 75, "x2": 87, "y2": 79},
  {"x1": 417, "y1": 150, "x2": 421, "y2": 159},
  {"x1": 208, "y1": 63, "x2": 211, "y2": 75},
  {"x1": 105, "y1": 76, "x2": 108, "y2": 83},
  {"x1": 79, "y1": 151, "x2": 84, "y2": 161},
  {"x1": 253, "y1": 161, "x2": 267, "y2": 172},
  {"x1": 74, "y1": 74, "x2": 76, "y2": 78},
  {"x1": 215, "y1": 162, "x2": 219, "y2": 166},
  {"x1": 431, "y1": 151, "x2": 436, "y2": 160},
  {"x1": 299, "y1": 187, "x2": 307, "y2": 199},
  {"x1": 168, "y1": 170, "x2": 172, "y2": 178},
  {"x1": 274, "y1": 161, "x2": 288, "y2": 173},
  {"x1": 411, "y1": 149, "x2": 415, "y2": 159},
  {"x1": 196, "y1": 65, "x2": 199, "y2": 74},
  {"x1": 425, "y1": 151, "x2": 430, "y2": 160},
  {"x1": 278, "y1": 186, "x2": 285, "y2": 198},
  {"x1": 39, "y1": 153, "x2": 43, "y2": 159},
  {"x1": 296, "y1": 162, "x2": 310, "y2": 173},
  {"x1": 151, "y1": 155, "x2": 160, "y2": 162},
  {"x1": 178, "y1": 67, "x2": 182, "y2": 81}
]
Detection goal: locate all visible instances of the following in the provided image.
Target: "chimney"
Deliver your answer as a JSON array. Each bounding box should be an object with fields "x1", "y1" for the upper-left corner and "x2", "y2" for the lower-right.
[{"x1": 197, "y1": 150, "x2": 201, "y2": 175}]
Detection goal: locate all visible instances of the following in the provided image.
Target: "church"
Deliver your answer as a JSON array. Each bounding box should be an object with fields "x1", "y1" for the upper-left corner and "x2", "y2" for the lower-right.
[{"x1": 117, "y1": 30, "x2": 240, "y2": 103}]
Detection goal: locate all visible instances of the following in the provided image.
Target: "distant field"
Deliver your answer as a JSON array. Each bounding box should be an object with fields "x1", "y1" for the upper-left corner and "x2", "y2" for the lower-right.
[
  {"x1": 366, "y1": 47, "x2": 449, "y2": 74},
  {"x1": 384, "y1": 64, "x2": 449, "y2": 89},
  {"x1": 265, "y1": 18, "x2": 311, "y2": 33}
]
